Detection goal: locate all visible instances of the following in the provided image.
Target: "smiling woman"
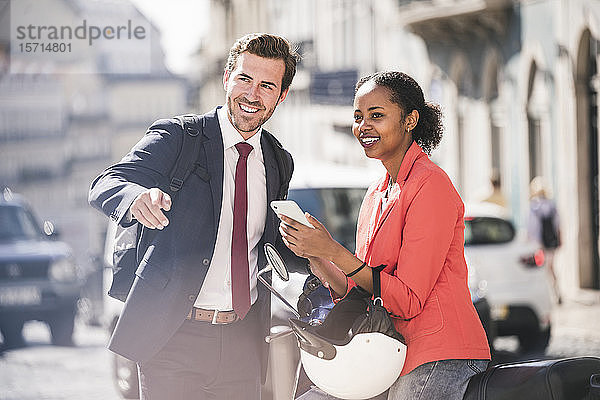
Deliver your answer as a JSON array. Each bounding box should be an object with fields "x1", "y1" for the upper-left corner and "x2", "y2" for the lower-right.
[
  {"x1": 279, "y1": 71, "x2": 490, "y2": 400},
  {"x1": 354, "y1": 72, "x2": 444, "y2": 157}
]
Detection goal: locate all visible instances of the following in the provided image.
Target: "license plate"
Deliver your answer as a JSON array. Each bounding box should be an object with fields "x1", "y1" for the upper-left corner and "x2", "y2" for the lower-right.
[{"x1": 0, "y1": 286, "x2": 42, "y2": 306}]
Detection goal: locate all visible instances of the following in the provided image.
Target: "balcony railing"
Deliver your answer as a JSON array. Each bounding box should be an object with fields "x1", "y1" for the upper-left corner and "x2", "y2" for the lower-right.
[{"x1": 397, "y1": 0, "x2": 515, "y2": 42}]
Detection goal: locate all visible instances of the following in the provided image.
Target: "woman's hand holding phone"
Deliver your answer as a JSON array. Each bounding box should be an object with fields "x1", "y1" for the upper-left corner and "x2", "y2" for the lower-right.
[
  {"x1": 275, "y1": 200, "x2": 356, "y2": 295},
  {"x1": 275, "y1": 202, "x2": 335, "y2": 259},
  {"x1": 270, "y1": 200, "x2": 313, "y2": 227}
]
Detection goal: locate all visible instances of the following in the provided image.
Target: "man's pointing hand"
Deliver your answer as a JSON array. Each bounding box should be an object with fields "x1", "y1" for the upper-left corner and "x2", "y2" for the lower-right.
[{"x1": 131, "y1": 188, "x2": 172, "y2": 229}]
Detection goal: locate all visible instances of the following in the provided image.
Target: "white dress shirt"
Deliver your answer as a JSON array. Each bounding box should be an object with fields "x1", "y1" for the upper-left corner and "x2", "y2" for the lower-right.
[{"x1": 194, "y1": 106, "x2": 267, "y2": 310}]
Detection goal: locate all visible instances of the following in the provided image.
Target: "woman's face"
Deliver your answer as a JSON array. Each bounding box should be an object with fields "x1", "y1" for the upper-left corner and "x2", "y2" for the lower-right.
[{"x1": 352, "y1": 81, "x2": 414, "y2": 164}]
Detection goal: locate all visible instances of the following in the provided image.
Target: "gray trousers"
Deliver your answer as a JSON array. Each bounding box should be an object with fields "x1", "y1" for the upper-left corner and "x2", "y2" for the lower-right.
[{"x1": 137, "y1": 305, "x2": 262, "y2": 400}]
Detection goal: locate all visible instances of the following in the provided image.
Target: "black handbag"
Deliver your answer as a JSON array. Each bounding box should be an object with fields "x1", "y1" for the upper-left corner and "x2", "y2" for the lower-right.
[
  {"x1": 352, "y1": 264, "x2": 405, "y2": 343},
  {"x1": 463, "y1": 357, "x2": 600, "y2": 400},
  {"x1": 289, "y1": 265, "x2": 407, "y2": 399},
  {"x1": 307, "y1": 264, "x2": 405, "y2": 343}
]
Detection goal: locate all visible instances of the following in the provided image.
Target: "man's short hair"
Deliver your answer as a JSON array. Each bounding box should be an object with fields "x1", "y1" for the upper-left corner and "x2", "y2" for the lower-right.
[{"x1": 226, "y1": 33, "x2": 299, "y2": 93}]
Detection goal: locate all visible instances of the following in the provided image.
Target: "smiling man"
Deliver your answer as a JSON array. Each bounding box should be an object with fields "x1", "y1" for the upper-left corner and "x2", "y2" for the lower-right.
[
  {"x1": 224, "y1": 50, "x2": 288, "y2": 137},
  {"x1": 89, "y1": 33, "x2": 299, "y2": 400}
]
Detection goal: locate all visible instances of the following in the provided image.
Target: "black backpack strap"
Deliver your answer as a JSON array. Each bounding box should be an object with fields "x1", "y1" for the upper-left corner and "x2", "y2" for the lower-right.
[
  {"x1": 170, "y1": 114, "x2": 203, "y2": 193},
  {"x1": 263, "y1": 130, "x2": 293, "y2": 199}
]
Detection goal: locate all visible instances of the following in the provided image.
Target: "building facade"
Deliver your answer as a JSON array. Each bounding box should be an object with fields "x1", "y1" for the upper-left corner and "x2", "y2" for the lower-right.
[
  {"x1": 397, "y1": 0, "x2": 600, "y2": 298},
  {"x1": 0, "y1": 0, "x2": 189, "y2": 276},
  {"x1": 194, "y1": 0, "x2": 600, "y2": 299}
]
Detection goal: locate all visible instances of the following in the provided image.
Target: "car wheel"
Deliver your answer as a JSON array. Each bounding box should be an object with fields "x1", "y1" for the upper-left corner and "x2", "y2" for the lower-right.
[
  {"x1": 113, "y1": 353, "x2": 140, "y2": 399},
  {"x1": 48, "y1": 306, "x2": 75, "y2": 346},
  {"x1": 0, "y1": 320, "x2": 25, "y2": 349},
  {"x1": 474, "y1": 298, "x2": 497, "y2": 356},
  {"x1": 518, "y1": 324, "x2": 551, "y2": 354}
]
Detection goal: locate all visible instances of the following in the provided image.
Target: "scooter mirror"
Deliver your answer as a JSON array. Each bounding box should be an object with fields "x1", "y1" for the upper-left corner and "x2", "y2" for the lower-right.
[
  {"x1": 258, "y1": 243, "x2": 299, "y2": 318},
  {"x1": 264, "y1": 243, "x2": 289, "y2": 282}
]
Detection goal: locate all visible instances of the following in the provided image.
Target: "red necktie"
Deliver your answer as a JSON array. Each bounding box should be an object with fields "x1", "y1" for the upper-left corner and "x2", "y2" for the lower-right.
[{"x1": 231, "y1": 142, "x2": 253, "y2": 319}]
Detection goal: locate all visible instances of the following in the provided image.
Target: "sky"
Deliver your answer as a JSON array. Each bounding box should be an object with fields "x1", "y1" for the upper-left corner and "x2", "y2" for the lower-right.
[{"x1": 128, "y1": 0, "x2": 209, "y2": 74}]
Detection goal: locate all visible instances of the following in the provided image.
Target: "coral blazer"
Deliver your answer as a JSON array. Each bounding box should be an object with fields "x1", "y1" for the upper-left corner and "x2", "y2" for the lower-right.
[{"x1": 349, "y1": 142, "x2": 490, "y2": 375}]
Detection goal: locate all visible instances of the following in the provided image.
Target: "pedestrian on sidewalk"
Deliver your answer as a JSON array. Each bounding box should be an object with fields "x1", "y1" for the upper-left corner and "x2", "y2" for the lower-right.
[{"x1": 528, "y1": 176, "x2": 562, "y2": 304}]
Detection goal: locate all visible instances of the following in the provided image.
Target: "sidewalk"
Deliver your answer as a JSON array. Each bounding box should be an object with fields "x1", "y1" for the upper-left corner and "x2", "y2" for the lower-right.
[
  {"x1": 547, "y1": 292, "x2": 600, "y2": 358},
  {"x1": 492, "y1": 292, "x2": 600, "y2": 359}
]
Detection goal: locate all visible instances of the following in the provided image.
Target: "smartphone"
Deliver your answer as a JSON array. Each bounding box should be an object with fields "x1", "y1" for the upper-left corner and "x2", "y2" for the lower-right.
[{"x1": 270, "y1": 200, "x2": 313, "y2": 228}]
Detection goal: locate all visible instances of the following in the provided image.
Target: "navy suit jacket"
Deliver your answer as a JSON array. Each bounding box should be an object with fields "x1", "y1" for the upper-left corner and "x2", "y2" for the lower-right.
[{"x1": 89, "y1": 108, "x2": 293, "y2": 378}]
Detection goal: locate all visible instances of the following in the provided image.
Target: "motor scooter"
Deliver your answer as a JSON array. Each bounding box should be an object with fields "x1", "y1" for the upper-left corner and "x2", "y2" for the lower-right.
[
  {"x1": 256, "y1": 243, "x2": 303, "y2": 400},
  {"x1": 259, "y1": 243, "x2": 600, "y2": 400}
]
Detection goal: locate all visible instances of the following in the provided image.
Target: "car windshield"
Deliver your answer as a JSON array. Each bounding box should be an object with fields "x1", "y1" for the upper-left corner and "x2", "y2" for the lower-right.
[
  {"x1": 0, "y1": 205, "x2": 41, "y2": 241},
  {"x1": 464, "y1": 216, "x2": 515, "y2": 246},
  {"x1": 288, "y1": 188, "x2": 367, "y2": 253}
]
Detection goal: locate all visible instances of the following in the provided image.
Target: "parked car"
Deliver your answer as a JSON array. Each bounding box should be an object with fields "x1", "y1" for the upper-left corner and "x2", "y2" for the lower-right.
[
  {"x1": 271, "y1": 163, "x2": 379, "y2": 317},
  {"x1": 101, "y1": 221, "x2": 140, "y2": 399},
  {"x1": 464, "y1": 202, "x2": 554, "y2": 353},
  {"x1": 0, "y1": 189, "x2": 81, "y2": 348}
]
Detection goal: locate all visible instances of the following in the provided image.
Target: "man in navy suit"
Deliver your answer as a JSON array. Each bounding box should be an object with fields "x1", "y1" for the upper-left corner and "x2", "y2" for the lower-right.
[{"x1": 89, "y1": 33, "x2": 299, "y2": 399}]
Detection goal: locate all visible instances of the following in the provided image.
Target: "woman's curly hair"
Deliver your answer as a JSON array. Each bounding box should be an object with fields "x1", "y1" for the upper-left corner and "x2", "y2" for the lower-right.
[{"x1": 355, "y1": 71, "x2": 443, "y2": 155}]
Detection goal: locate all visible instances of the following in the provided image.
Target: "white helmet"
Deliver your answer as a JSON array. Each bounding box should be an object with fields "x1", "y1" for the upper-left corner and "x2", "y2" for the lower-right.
[{"x1": 290, "y1": 285, "x2": 407, "y2": 399}]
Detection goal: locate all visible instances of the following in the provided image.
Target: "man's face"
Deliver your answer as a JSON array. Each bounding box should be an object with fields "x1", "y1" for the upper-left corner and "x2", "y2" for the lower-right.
[{"x1": 223, "y1": 52, "x2": 289, "y2": 139}]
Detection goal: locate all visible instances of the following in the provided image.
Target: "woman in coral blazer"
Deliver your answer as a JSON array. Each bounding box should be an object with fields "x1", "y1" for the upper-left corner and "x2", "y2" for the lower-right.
[{"x1": 280, "y1": 71, "x2": 490, "y2": 400}]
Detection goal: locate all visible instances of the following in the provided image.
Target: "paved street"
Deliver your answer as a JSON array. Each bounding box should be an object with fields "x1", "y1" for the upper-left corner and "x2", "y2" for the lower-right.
[
  {"x1": 0, "y1": 319, "x2": 121, "y2": 400},
  {"x1": 541, "y1": 299, "x2": 600, "y2": 358},
  {"x1": 493, "y1": 298, "x2": 600, "y2": 363},
  {"x1": 1, "y1": 299, "x2": 600, "y2": 400}
]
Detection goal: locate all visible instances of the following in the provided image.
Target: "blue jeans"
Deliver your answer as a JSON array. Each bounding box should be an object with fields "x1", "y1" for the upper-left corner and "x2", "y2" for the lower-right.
[
  {"x1": 387, "y1": 359, "x2": 489, "y2": 400},
  {"x1": 298, "y1": 359, "x2": 488, "y2": 400}
]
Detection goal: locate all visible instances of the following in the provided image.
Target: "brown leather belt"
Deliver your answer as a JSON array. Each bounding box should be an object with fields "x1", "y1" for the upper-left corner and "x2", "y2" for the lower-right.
[{"x1": 186, "y1": 307, "x2": 239, "y2": 324}]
